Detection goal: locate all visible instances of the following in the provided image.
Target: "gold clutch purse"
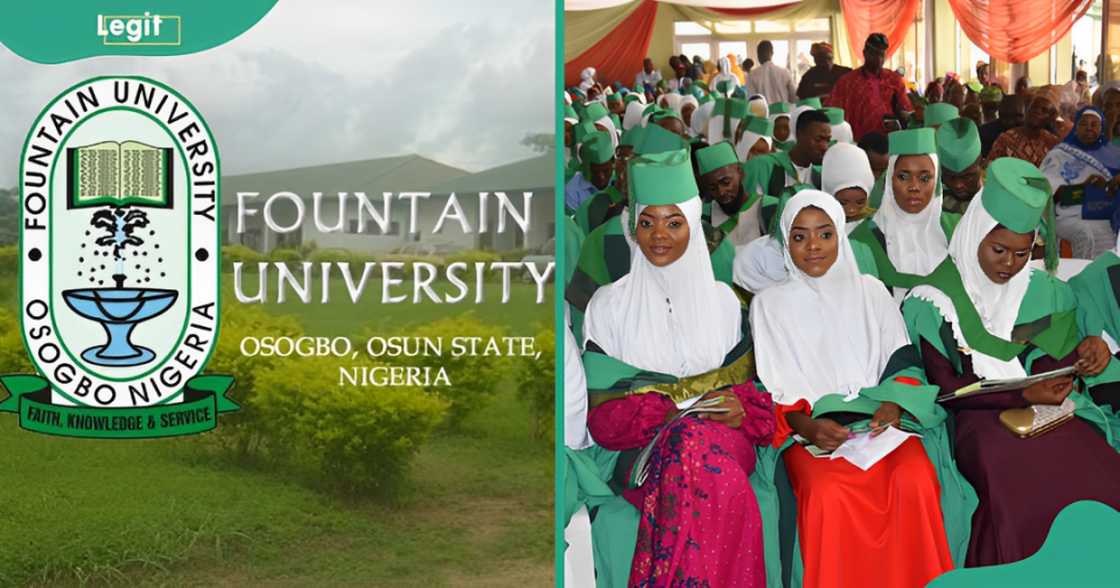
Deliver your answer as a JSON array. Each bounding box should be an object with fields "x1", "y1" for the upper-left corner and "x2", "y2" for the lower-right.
[{"x1": 999, "y1": 399, "x2": 1076, "y2": 439}]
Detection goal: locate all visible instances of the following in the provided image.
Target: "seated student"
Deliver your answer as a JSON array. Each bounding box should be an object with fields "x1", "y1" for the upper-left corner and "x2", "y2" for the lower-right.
[
  {"x1": 902, "y1": 157, "x2": 1120, "y2": 568},
  {"x1": 734, "y1": 115, "x2": 774, "y2": 161},
  {"x1": 565, "y1": 130, "x2": 615, "y2": 215},
  {"x1": 937, "y1": 118, "x2": 985, "y2": 214},
  {"x1": 821, "y1": 142, "x2": 876, "y2": 232},
  {"x1": 566, "y1": 126, "x2": 736, "y2": 340},
  {"x1": 769, "y1": 102, "x2": 794, "y2": 151},
  {"x1": 1040, "y1": 106, "x2": 1120, "y2": 259},
  {"x1": 1068, "y1": 235, "x2": 1120, "y2": 443},
  {"x1": 751, "y1": 190, "x2": 960, "y2": 588},
  {"x1": 574, "y1": 126, "x2": 643, "y2": 235},
  {"x1": 849, "y1": 128, "x2": 960, "y2": 302},
  {"x1": 746, "y1": 109, "x2": 832, "y2": 199},
  {"x1": 584, "y1": 148, "x2": 775, "y2": 587},
  {"x1": 697, "y1": 141, "x2": 765, "y2": 247}
]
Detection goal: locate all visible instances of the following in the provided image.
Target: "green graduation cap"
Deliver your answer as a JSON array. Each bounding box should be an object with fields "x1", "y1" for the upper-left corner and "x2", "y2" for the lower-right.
[
  {"x1": 769, "y1": 102, "x2": 792, "y2": 116},
  {"x1": 606, "y1": 92, "x2": 622, "y2": 102},
  {"x1": 572, "y1": 120, "x2": 597, "y2": 145},
  {"x1": 649, "y1": 108, "x2": 683, "y2": 123},
  {"x1": 579, "y1": 131, "x2": 615, "y2": 166},
  {"x1": 698, "y1": 93, "x2": 714, "y2": 106},
  {"x1": 936, "y1": 118, "x2": 981, "y2": 172},
  {"x1": 821, "y1": 107, "x2": 845, "y2": 126},
  {"x1": 581, "y1": 102, "x2": 609, "y2": 123},
  {"x1": 624, "y1": 93, "x2": 642, "y2": 105},
  {"x1": 742, "y1": 115, "x2": 773, "y2": 137},
  {"x1": 924, "y1": 103, "x2": 959, "y2": 128},
  {"x1": 629, "y1": 147, "x2": 698, "y2": 207},
  {"x1": 633, "y1": 123, "x2": 686, "y2": 155},
  {"x1": 609, "y1": 113, "x2": 622, "y2": 130},
  {"x1": 981, "y1": 157, "x2": 1052, "y2": 234},
  {"x1": 980, "y1": 85, "x2": 1004, "y2": 103},
  {"x1": 966, "y1": 80, "x2": 983, "y2": 93},
  {"x1": 620, "y1": 125, "x2": 645, "y2": 149},
  {"x1": 797, "y1": 97, "x2": 823, "y2": 109},
  {"x1": 888, "y1": 127, "x2": 937, "y2": 155},
  {"x1": 696, "y1": 141, "x2": 739, "y2": 176}
]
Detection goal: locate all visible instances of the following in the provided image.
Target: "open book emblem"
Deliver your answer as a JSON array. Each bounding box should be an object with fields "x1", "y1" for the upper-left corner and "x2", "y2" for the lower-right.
[{"x1": 4, "y1": 76, "x2": 237, "y2": 439}]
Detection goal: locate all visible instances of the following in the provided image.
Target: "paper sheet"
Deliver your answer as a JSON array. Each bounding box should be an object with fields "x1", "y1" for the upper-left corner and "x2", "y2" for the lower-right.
[{"x1": 830, "y1": 426, "x2": 919, "y2": 471}]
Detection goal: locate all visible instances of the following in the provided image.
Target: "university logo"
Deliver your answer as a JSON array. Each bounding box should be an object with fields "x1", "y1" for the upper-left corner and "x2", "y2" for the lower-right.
[{"x1": 1, "y1": 76, "x2": 236, "y2": 438}]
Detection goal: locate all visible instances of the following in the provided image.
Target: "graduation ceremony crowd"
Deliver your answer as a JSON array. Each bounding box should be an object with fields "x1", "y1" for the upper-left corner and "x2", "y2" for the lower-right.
[{"x1": 561, "y1": 30, "x2": 1120, "y2": 588}]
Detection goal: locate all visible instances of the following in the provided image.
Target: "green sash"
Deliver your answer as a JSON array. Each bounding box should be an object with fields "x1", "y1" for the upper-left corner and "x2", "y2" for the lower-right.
[
  {"x1": 848, "y1": 214, "x2": 960, "y2": 289},
  {"x1": 574, "y1": 185, "x2": 625, "y2": 235}
]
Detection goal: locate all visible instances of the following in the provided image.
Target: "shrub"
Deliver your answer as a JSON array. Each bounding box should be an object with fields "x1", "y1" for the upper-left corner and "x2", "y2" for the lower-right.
[
  {"x1": 221, "y1": 244, "x2": 265, "y2": 273},
  {"x1": 252, "y1": 355, "x2": 448, "y2": 495},
  {"x1": 268, "y1": 248, "x2": 302, "y2": 264},
  {"x1": 0, "y1": 308, "x2": 32, "y2": 374},
  {"x1": 299, "y1": 240, "x2": 318, "y2": 259},
  {"x1": 0, "y1": 245, "x2": 17, "y2": 276},
  {"x1": 516, "y1": 328, "x2": 554, "y2": 440},
  {"x1": 357, "y1": 314, "x2": 514, "y2": 430},
  {"x1": 308, "y1": 248, "x2": 354, "y2": 265}
]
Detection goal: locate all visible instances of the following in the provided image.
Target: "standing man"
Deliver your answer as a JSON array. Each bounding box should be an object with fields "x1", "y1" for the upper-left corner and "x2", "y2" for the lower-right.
[
  {"x1": 827, "y1": 33, "x2": 913, "y2": 141},
  {"x1": 634, "y1": 57, "x2": 662, "y2": 91},
  {"x1": 751, "y1": 40, "x2": 797, "y2": 106},
  {"x1": 797, "y1": 42, "x2": 851, "y2": 101}
]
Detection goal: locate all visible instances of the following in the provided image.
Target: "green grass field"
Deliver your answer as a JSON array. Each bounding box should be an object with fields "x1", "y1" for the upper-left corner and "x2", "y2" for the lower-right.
[{"x1": 0, "y1": 273, "x2": 555, "y2": 586}]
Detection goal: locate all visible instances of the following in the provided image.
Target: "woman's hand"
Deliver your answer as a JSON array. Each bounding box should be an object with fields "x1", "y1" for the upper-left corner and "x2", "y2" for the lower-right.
[
  {"x1": 698, "y1": 390, "x2": 744, "y2": 429},
  {"x1": 1075, "y1": 335, "x2": 1111, "y2": 377},
  {"x1": 869, "y1": 401, "x2": 902, "y2": 437},
  {"x1": 1023, "y1": 376, "x2": 1074, "y2": 405},
  {"x1": 1087, "y1": 175, "x2": 1109, "y2": 189},
  {"x1": 788, "y1": 412, "x2": 849, "y2": 451}
]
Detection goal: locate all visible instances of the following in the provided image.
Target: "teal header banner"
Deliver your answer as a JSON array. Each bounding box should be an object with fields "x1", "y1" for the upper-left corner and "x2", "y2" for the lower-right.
[{"x1": 0, "y1": 0, "x2": 277, "y2": 63}]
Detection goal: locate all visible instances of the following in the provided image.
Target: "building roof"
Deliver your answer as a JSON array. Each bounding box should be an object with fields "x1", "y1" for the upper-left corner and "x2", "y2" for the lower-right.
[
  {"x1": 219, "y1": 153, "x2": 552, "y2": 207},
  {"x1": 220, "y1": 154, "x2": 469, "y2": 206}
]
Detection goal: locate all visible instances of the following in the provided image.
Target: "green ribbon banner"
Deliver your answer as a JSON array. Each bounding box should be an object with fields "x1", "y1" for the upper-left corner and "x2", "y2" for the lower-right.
[{"x1": 0, "y1": 374, "x2": 237, "y2": 438}]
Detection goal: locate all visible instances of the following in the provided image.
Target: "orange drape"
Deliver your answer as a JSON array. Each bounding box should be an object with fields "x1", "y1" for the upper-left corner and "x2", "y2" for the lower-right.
[
  {"x1": 947, "y1": 0, "x2": 1092, "y2": 63},
  {"x1": 838, "y1": 0, "x2": 921, "y2": 62},
  {"x1": 564, "y1": 0, "x2": 659, "y2": 88}
]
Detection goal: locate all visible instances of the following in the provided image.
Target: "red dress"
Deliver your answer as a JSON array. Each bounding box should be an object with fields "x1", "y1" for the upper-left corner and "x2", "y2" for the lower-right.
[{"x1": 773, "y1": 401, "x2": 954, "y2": 588}]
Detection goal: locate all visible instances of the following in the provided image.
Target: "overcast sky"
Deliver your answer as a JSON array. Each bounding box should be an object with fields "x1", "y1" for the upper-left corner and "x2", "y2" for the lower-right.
[{"x1": 0, "y1": 0, "x2": 554, "y2": 187}]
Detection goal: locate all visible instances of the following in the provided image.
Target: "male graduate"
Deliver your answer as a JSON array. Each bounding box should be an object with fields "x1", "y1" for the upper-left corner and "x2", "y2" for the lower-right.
[
  {"x1": 574, "y1": 126, "x2": 643, "y2": 234},
  {"x1": 696, "y1": 141, "x2": 764, "y2": 247},
  {"x1": 937, "y1": 117, "x2": 984, "y2": 214},
  {"x1": 564, "y1": 131, "x2": 615, "y2": 214}
]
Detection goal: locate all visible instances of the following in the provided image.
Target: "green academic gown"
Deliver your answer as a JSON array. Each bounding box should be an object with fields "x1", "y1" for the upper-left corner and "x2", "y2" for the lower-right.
[
  {"x1": 575, "y1": 311, "x2": 755, "y2": 587},
  {"x1": 748, "y1": 344, "x2": 978, "y2": 588},
  {"x1": 565, "y1": 213, "x2": 736, "y2": 341},
  {"x1": 574, "y1": 186, "x2": 626, "y2": 235},
  {"x1": 1068, "y1": 251, "x2": 1120, "y2": 447},
  {"x1": 848, "y1": 213, "x2": 961, "y2": 287},
  {"x1": 868, "y1": 174, "x2": 886, "y2": 210}
]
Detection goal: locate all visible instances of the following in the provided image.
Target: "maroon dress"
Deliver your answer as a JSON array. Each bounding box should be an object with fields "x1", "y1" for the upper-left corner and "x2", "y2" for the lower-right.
[{"x1": 921, "y1": 340, "x2": 1120, "y2": 567}]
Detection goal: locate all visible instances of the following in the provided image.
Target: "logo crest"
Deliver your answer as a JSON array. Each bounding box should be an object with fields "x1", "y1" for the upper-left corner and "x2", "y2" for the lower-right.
[{"x1": 3, "y1": 75, "x2": 236, "y2": 438}]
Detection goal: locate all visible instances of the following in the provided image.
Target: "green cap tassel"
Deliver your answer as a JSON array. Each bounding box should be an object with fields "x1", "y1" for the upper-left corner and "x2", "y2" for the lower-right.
[{"x1": 1043, "y1": 196, "x2": 1058, "y2": 274}]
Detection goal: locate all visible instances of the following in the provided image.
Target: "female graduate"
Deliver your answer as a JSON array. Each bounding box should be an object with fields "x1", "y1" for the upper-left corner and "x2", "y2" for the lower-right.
[
  {"x1": 751, "y1": 190, "x2": 961, "y2": 588},
  {"x1": 902, "y1": 157, "x2": 1120, "y2": 567},
  {"x1": 583, "y1": 148, "x2": 775, "y2": 587},
  {"x1": 821, "y1": 142, "x2": 876, "y2": 232},
  {"x1": 1068, "y1": 234, "x2": 1120, "y2": 443},
  {"x1": 849, "y1": 128, "x2": 960, "y2": 302}
]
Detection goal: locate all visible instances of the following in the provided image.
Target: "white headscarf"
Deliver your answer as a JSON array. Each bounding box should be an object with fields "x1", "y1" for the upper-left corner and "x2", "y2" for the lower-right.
[
  {"x1": 748, "y1": 94, "x2": 769, "y2": 118},
  {"x1": 661, "y1": 93, "x2": 683, "y2": 114},
  {"x1": 679, "y1": 94, "x2": 699, "y2": 116},
  {"x1": 735, "y1": 126, "x2": 773, "y2": 161},
  {"x1": 593, "y1": 113, "x2": 620, "y2": 150},
  {"x1": 907, "y1": 197, "x2": 1033, "y2": 379},
  {"x1": 768, "y1": 104, "x2": 791, "y2": 126},
  {"x1": 584, "y1": 197, "x2": 742, "y2": 381},
  {"x1": 873, "y1": 152, "x2": 948, "y2": 281},
  {"x1": 733, "y1": 235, "x2": 788, "y2": 293},
  {"x1": 579, "y1": 67, "x2": 597, "y2": 91},
  {"x1": 622, "y1": 100, "x2": 645, "y2": 131},
  {"x1": 788, "y1": 105, "x2": 815, "y2": 138},
  {"x1": 564, "y1": 307, "x2": 593, "y2": 450},
  {"x1": 831, "y1": 120, "x2": 855, "y2": 144},
  {"x1": 752, "y1": 190, "x2": 910, "y2": 406},
  {"x1": 822, "y1": 143, "x2": 875, "y2": 198},
  {"x1": 692, "y1": 100, "x2": 715, "y2": 137}
]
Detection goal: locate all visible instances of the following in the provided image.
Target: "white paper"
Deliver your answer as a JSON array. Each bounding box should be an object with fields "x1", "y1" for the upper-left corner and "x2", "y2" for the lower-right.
[{"x1": 830, "y1": 426, "x2": 919, "y2": 471}]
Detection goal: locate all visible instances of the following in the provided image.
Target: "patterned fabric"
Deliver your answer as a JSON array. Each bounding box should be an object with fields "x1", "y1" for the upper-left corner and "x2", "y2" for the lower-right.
[
  {"x1": 827, "y1": 68, "x2": 914, "y2": 141},
  {"x1": 988, "y1": 127, "x2": 1060, "y2": 167}
]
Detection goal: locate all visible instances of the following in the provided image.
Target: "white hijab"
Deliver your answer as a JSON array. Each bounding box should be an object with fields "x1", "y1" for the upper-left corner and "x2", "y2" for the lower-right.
[
  {"x1": 735, "y1": 127, "x2": 773, "y2": 161},
  {"x1": 692, "y1": 100, "x2": 715, "y2": 137},
  {"x1": 831, "y1": 121, "x2": 855, "y2": 144},
  {"x1": 907, "y1": 197, "x2": 1033, "y2": 379},
  {"x1": 873, "y1": 153, "x2": 948, "y2": 280},
  {"x1": 788, "y1": 105, "x2": 814, "y2": 138},
  {"x1": 748, "y1": 94, "x2": 769, "y2": 118},
  {"x1": 733, "y1": 235, "x2": 788, "y2": 293},
  {"x1": 752, "y1": 191, "x2": 910, "y2": 406},
  {"x1": 584, "y1": 197, "x2": 742, "y2": 380},
  {"x1": 579, "y1": 67, "x2": 596, "y2": 91},
  {"x1": 822, "y1": 143, "x2": 875, "y2": 201},
  {"x1": 622, "y1": 100, "x2": 646, "y2": 131}
]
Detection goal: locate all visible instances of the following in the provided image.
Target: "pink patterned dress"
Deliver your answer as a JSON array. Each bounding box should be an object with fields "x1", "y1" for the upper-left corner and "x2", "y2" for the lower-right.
[{"x1": 588, "y1": 383, "x2": 775, "y2": 587}]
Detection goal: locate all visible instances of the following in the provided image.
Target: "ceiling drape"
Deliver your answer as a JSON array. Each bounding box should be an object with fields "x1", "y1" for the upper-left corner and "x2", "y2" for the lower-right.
[{"x1": 946, "y1": 0, "x2": 1092, "y2": 63}]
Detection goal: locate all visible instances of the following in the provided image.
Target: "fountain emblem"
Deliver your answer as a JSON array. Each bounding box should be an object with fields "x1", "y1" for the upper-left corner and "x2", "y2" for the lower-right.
[{"x1": 4, "y1": 76, "x2": 236, "y2": 438}]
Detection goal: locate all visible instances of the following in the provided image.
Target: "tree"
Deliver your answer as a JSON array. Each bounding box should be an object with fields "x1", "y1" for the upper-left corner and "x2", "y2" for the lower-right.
[{"x1": 520, "y1": 133, "x2": 556, "y2": 154}]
